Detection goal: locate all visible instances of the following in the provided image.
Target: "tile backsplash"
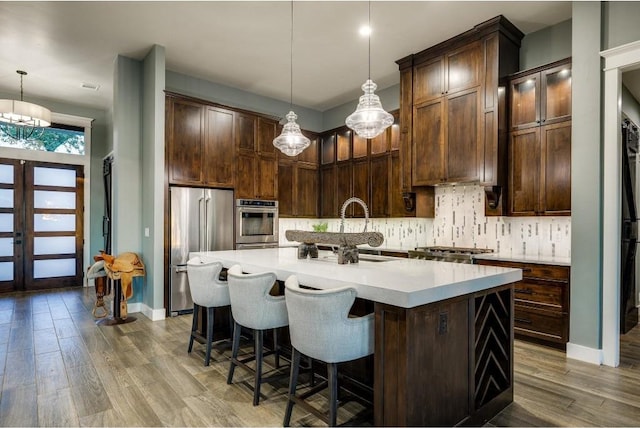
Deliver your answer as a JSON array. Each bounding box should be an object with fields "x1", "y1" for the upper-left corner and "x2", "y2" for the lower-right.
[{"x1": 279, "y1": 184, "x2": 571, "y2": 258}]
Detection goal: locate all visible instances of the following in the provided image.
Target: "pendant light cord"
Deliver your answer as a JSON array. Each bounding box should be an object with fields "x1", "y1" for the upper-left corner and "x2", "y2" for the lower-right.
[
  {"x1": 368, "y1": 0, "x2": 371, "y2": 80},
  {"x1": 290, "y1": 0, "x2": 294, "y2": 109}
]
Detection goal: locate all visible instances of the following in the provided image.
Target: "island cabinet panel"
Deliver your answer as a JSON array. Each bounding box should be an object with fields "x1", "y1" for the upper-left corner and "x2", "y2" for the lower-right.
[
  {"x1": 398, "y1": 16, "x2": 523, "y2": 213},
  {"x1": 374, "y1": 284, "x2": 513, "y2": 426},
  {"x1": 475, "y1": 259, "x2": 570, "y2": 348},
  {"x1": 507, "y1": 59, "x2": 572, "y2": 216}
]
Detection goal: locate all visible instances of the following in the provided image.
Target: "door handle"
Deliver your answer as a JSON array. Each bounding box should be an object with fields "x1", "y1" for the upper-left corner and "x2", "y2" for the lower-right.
[{"x1": 175, "y1": 266, "x2": 188, "y2": 273}]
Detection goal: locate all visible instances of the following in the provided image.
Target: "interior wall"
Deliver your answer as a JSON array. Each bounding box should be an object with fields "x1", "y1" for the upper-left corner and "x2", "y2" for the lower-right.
[
  {"x1": 519, "y1": 18, "x2": 572, "y2": 71},
  {"x1": 141, "y1": 45, "x2": 166, "y2": 313},
  {"x1": 112, "y1": 55, "x2": 143, "y2": 302},
  {"x1": 603, "y1": 2, "x2": 640, "y2": 50},
  {"x1": 569, "y1": 1, "x2": 603, "y2": 355}
]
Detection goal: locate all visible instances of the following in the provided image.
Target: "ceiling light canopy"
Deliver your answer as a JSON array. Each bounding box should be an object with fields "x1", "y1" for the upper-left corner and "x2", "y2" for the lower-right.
[
  {"x1": 273, "y1": 1, "x2": 310, "y2": 157},
  {"x1": 346, "y1": 1, "x2": 393, "y2": 139},
  {"x1": 0, "y1": 70, "x2": 51, "y2": 141}
]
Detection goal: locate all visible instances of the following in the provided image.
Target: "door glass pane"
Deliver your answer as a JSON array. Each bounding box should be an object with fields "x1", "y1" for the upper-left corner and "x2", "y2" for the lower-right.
[
  {"x1": 34, "y1": 237, "x2": 76, "y2": 255},
  {"x1": 0, "y1": 189, "x2": 13, "y2": 208},
  {"x1": 34, "y1": 258, "x2": 76, "y2": 278},
  {"x1": 34, "y1": 191, "x2": 76, "y2": 209},
  {"x1": 0, "y1": 214, "x2": 13, "y2": 232},
  {"x1": 0, "y1": 238, "x2": 13, "y2": 257},
  {"x1": 512, "y1": 78, "x2": 537, "y2": 126},
  {"x1": 0, "y1": 165, "x2": 13, "y2": 184},
  {"x1": 34, "y1": 214, "x2": 75, "y2": 232},
  {"x1": 0, "y1": 262, "x2": 12, "y2": 281},
  {"x1": 34, "y1": 167, "x2": 76, "y2": 187}
]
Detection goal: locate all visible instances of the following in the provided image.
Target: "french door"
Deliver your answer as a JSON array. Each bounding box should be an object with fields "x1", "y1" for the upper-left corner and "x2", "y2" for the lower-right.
[{"x1": 0, "y1": 158, "x2": 84, "y2": 292}]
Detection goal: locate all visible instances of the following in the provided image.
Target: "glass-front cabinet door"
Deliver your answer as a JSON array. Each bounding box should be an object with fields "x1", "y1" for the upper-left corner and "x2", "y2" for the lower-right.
[
  {"x1": 510, "y1": 73, "x2": 540, "y2": 130},
  {"x1": 541, "y1": 65, "x2": 572, "y2": 125}
]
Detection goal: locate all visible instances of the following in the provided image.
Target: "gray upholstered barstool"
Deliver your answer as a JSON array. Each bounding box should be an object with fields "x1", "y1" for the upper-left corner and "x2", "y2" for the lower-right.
[
  {"x1": 283, "y1": 275, "x2": 374, "y2": 427},
  {"x1": 186, "y1": 257, "x2": 236, "y2": 366},
  {"x1": 226, "y1": 265, "x2": 289, "y2": 406}
]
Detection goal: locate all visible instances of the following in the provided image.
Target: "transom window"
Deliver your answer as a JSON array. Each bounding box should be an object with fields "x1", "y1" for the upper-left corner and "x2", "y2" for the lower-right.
[{"x1": 0, "y1": 123, "x2": 85, "y2": 155}]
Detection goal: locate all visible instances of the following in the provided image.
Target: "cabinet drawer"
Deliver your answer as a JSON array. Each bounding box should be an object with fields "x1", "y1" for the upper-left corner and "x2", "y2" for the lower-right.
[
  {"x1": 514, "y1": 279, "x2": 565, "y2": 310},
  {"x1": 514, "y1": 306, "x2": 567, "y2": 343},
  {"x1": 475, "y1": 259, "x2": 569, "y2": 281}
]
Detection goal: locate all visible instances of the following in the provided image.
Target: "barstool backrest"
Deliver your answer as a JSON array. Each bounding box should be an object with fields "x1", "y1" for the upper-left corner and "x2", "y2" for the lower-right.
[
  {"x1": 284, "y1": 275, "x2": 374, "y2": 364},
  {"x1": 186, "y1": 257, "x2": 230, "y2": 308},
  {"x1": 227, "y1": 267, "x2": 288, "y2": 330}
]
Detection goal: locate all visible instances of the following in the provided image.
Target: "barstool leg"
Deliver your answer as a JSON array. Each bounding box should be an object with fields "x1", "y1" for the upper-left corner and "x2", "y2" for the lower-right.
[
  {"x1": 328, "y1": 363, "x2": 338, "y2": 427},
  {"x1": 253, "y1": 329, "x2": 264, "y2": 406},
  {"x1": 205, "y1": 306, "x2": 214, "y2": 366},
  {"x1": 283, "y1": 347, "x2": 301, "y2": 427},
  {"x1": 273, "y1": 328, "x2": 280, "y2": 369},
  {"x1": 227, "y1": 321, "x2": 242, "y2": 384},
  {"x1": 188, "y1": 303, "x2": 199, "y2": 353}
]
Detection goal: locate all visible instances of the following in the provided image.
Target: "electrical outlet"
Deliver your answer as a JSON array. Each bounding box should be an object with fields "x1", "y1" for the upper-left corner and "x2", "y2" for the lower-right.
[
  {"x1": 438, "y1": 312, "x2": 448, "y2": 335},
  {"x1": 144, "y1": 227, "x2": 150, "y2": 237}
]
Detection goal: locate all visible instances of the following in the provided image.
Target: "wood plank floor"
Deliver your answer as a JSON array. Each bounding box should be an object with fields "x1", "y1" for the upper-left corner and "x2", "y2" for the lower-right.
[{"x1": 1, "y1": 286, "x2": 640, "y2": 426}]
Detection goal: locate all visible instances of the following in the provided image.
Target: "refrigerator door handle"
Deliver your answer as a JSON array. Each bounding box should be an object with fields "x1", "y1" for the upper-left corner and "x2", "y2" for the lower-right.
[
  {"x1": 205, "y1": 194, "x2": 212, "y2": 251},
  {"x1": 175, "y1": 265, "x2": 188, "y2": 273},
  {"x1": 198, "y1": 195, "x2": 205, "y2": 251}
]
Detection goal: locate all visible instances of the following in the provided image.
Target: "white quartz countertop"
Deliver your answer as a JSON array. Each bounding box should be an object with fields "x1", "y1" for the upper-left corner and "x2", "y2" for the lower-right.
[
  {"x1": 473, "y1": 253, "x2": 571, "y2": 267},
  {"x1": 192, "y1": 248, "x2": 522, "y2": 308}
]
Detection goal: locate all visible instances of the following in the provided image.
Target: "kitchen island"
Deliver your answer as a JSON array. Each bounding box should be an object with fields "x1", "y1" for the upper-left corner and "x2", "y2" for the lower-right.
[{"x1": 192, "y1": 247, "x2": 522, "y2": 426}]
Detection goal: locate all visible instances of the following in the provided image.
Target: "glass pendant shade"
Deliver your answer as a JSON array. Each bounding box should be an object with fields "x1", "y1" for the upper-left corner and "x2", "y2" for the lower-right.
[
  {"x1": 273, "y1": 110, "x2": 311, "y2": 156},
  {"x1": 346, "y1": 79, "x2": 394, "y2": 139}
]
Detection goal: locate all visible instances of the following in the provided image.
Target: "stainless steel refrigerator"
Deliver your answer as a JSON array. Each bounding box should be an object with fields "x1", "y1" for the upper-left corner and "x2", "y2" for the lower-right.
[{"x1": 169, "y1": 187, "x2": 234, "y2": 315}]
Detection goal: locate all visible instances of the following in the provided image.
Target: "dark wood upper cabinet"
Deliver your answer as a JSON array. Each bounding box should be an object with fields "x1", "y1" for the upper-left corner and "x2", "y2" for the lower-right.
[
  {"x1": 321, "y1": 166, "x2": 337, "y2": 217},
  {"x1": 257, "y1": 117, "x2": 277, "y2": 154},
  {"x1": 353, "y1": 134, "x2": 368, "y2": 158},
  {"x1": 166, "y1": 97, "x2": 204, "y2": 185},
  {"x1": 166, "y1": 96, "x2": 235, "y2": 188},
  {"x1": 203, "y1": 107, "x2": 235, "y2": 187},
  {"x1": 277, "y1": 161, "x2": 294, "y2": 216},
  {"x1": 508, "y1": 59, "x2": 571, "y2": 216},
  {"x1": 236, "y1": 113, "x2": 256, "y2": 151},
  {"x1": 398, "y1": 16, "x2": 523, "y2": 197},
  {"x1": 297, "y1": 165, "x2": 319, "y2": 217},
  {"x1": 510, "y1": 59, "x2": 572, "y2": 131},
  {"x1": 321, "y1": 133, "x2": 336, "y2": 165},
  {"x1": 370, "y1": 156, "x2": 390, "y2": 217},
  {"x1": 297, "y1": 134, "x2": 319, "y2": 165},
  {"x1": 337, "y1": 129, "x2": 351, "y2": 162}
]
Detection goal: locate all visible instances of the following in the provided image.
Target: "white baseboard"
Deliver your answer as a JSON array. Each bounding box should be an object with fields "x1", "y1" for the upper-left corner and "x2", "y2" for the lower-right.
[
  {"x1": 142, "y1": 303, "x2": 166, "y2": 321},
  {"x1": 127, "y1": 302, "x2": 142, "y2": 314},
  {"x1": 566, "y1": 342, "x2": 604, "y2": 365}
]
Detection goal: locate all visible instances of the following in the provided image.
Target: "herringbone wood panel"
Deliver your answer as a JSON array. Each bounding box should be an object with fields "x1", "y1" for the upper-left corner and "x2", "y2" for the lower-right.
[{"x1": 1, "y1": 286, "x2": 640, "y2": 426}]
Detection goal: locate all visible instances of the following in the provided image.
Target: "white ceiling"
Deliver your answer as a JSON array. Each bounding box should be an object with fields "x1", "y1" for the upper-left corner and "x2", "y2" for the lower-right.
[{"x1": 0, "y1": 1, "x2": 572, "y2": 113}]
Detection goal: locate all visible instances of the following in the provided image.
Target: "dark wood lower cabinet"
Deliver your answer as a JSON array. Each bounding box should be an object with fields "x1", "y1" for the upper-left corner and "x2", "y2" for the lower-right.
[
  {"x1": 374, "y1": 285, "x2": 514, "y2": 426},
  {"x1": 475, "y1": 259, "x2": 569, "y2": 348}
]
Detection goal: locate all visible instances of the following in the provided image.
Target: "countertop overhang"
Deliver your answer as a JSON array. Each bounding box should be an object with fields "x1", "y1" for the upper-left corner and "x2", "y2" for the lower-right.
[{"x1": 191, "y1": 248, "x2": 522, "y2": 308}]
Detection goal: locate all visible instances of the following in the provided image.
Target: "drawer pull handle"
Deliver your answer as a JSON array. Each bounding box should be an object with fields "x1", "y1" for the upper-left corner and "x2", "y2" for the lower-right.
[
  {"x1": 514, "y1": 288, "x2": 533, "y2": 295},
  {"x1": 515, "y1": 317, "x2": 533, "y2": 324}
]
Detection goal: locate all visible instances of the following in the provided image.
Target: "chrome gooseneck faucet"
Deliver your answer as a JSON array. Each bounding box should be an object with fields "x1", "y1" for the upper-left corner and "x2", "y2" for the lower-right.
[{"x1": 339, "y1": 197, "x2": 369, "y2": 233}]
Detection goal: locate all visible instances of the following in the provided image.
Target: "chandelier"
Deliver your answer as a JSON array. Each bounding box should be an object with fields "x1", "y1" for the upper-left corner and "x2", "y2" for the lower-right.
[
  {"x1": 345, "y1": 1, "x2": 393, "y2": 139},
  {"x1": 0, "y1": 70, "x2": 51, "y2": 141},
  {"x1": 273, "y1": 1, "x2": 311, "y2": 157}
]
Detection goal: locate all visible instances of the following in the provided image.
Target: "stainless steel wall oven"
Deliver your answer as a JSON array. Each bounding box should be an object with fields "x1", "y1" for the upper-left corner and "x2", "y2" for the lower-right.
[{"x1": 235, "y1": 199, "x2": 279, "y2": 248}]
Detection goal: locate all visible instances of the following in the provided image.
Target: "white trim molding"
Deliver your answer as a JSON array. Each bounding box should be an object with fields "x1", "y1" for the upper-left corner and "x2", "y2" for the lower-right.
[
  {"x1": 566, "y1": 342, "x2": 604, "y2": 365},
  {"x1": 600, "y1": 39, "x2": 640, "y2": 368}
]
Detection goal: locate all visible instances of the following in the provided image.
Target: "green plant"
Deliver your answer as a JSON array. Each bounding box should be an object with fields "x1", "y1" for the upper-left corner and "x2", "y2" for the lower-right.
[{"x1": 312, "y1": 222, "x2": 328, "y2": 232}]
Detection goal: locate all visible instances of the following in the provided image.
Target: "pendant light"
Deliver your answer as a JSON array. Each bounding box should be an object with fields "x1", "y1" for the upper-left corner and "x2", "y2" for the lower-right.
[
  {"x1": 273, "y1": 0, "x2": 311, "y2": 157},
  {"x1": 0, "y1": 70, "x2": 51, "y2": 141},
  {"x1": 345, "y1": 1, "x2": 393, "y2": 139}
]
